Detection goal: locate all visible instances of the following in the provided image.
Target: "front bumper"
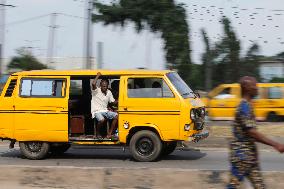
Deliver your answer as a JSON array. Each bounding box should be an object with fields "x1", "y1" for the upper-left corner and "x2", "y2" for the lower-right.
[{"x1": 188, "y1": 130, "x2": 209, "y2": 143}]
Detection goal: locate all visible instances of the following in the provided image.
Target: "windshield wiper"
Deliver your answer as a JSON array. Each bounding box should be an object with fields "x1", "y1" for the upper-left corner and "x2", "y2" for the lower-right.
[
  {"x1": 182, "y1": 92, "x2": 197, "y2": 99},
  {"x1": 190, "y1": 92, "x2": 197, "y2": 99},
  {"x1": 182, "y1": 92, "x2": 190, "y2": 96}
]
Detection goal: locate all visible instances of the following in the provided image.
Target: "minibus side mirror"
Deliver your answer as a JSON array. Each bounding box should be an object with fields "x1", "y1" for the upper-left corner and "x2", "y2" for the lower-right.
[{"x1": 194, "y1": 91, "x2": 201, "y2": 98}]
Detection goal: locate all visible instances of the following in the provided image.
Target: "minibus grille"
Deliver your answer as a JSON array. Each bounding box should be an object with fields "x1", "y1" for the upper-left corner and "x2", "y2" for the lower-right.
[
  {"x1": 194, "y1": 122, "x2": 204, "y2": 130},
  {"x1": 5, "y1": 79, "x2": 17, "y2": 97}
]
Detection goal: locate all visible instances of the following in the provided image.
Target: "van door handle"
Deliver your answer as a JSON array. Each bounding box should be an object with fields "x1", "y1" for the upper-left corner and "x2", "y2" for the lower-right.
[
  {"x1": 55, "y1": 107, "x2": 65, "y2": 112},
  {"x1": 124, "y1": 107, "x2": 128, "y2": 111}
]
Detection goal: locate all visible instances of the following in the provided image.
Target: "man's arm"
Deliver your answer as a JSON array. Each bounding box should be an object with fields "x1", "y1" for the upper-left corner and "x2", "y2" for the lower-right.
[
  {"x1": 248, "y1": 128, "x2": 284, "y2": 153},
  {"x1": 108, "y1": 91, "x2": 118, "y2": 105},
  {"x1": 110, "y1": 100, "x2": 118, "y2": 106},
  {"x1": 92, "y1": 72, "x2": 101, "y2": 90}
]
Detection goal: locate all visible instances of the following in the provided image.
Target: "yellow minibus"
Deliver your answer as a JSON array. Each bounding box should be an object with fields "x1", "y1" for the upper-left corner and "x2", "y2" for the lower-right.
[{"x1": 0, "y1": 70, "x2": 208, "y2": 162}]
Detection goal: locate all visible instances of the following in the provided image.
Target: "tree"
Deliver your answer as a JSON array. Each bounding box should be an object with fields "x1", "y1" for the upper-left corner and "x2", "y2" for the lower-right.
[
  {"x1": 7, "y1": 48, "x2": 47, "y2": 71},
  {"x1": 275, "y1": 52, "x2": 284, "y2": 60},
  {"x1": 219, "y1": 18, "x2": 241, "y2": 83},
  {"x1": 201, "y1": 17, "x2": 260, "y2": 88},
  {"x1": 201, "y1": 28, "x2": 213, "y2": 91},
  {"x1": 270, "y1": 77, "x2": 284, "y2": 83},
  {"x1": 240, "y1": 43, "x2": 260, "y2": 79},
  {"x1": 92, "y1": 0, "x2": 192, "y2": 83}
]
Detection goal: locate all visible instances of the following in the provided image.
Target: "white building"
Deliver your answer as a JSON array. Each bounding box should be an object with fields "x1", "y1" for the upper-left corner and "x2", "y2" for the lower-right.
[
  {"x1": 1, "y1": 57, "x2": 97, "y2": 74},
  {"x1": 259, "y1": 60, "x2": 284, "y2": 82}
]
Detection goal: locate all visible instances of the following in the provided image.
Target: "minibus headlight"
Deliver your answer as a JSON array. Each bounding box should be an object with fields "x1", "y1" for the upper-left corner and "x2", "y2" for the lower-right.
[
  {"x1": 190, "y1": 109, "x2": 196, "y2": 120},
  {"x1": 201, "y1": 108, "x2": 206, "y2": 117}
]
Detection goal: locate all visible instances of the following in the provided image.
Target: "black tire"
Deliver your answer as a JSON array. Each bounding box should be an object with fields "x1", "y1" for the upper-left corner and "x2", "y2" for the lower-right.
[
  {"x1": 129, "y1": 130, "x2": 162, "y2": 162},
  {"x1": 50, "y1": 143, "x2": 71, "y2": 155},
  {"x1": 161, "y1": 141, "x2": 177, "y2": 156},
  {"x1": 19, "y1": 141, "x2": 50, "y2": 160},
  {"x1": 267, "y1": 112, "x2": 279, "y2": 122}
]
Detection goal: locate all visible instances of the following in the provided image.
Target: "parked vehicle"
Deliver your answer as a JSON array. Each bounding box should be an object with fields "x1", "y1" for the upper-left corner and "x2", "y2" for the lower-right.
[{"x1": 204, "y1": 83, "x2": 284, "y2": 121}]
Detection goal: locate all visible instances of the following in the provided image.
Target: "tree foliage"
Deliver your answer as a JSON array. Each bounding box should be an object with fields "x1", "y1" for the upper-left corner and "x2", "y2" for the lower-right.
[
  {"x1": 201, "y1": 17, "x2": 260, "y2": 90},
  {"x1": 270, "y1": 77, "x2": 284, "y2": 83},
  {"x1": 8, "y1": 48, "x2": 47, "y2": 71},
  {"x1": 92, "y1": 0, "x2": 192, "y2": 83}
]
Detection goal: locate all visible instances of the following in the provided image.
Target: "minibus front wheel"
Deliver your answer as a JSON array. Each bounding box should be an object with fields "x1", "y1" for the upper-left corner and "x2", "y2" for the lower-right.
[
  {"x1": 19, "y1": 142, "x2": 50, "y2": 160},
  {"x1": 161, "y1": 141, "x2": 177, "y2": 156},
  {"x1": 129, "y1": 130, "x2": 162, "y2": 162},
  {"x1": 50, "y1": 143, "x2": 71, "y2": 155}
]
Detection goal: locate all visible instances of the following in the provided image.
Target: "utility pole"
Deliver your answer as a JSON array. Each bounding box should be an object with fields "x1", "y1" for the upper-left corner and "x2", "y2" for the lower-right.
[
  {"x1": 0, "y1": 1, "x2": 15, "y2": 75},
  {"x1": 0, "y1": 0, "x2": 6, "y2": 76},
  {"x1": 47, "y1": 13, "x2": 58, "y2": 67},
  {"x1": 84, "y1": 0, "x2": 93, "y2": 69},
  {"x1": 97, "y1": 42, "x2": 103, "y2": 69}
]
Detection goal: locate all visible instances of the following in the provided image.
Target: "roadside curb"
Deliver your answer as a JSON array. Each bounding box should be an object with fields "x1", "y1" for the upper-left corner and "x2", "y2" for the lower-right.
[{"x1": 0, "y1": 164, "x2": 283, "y2": 173}]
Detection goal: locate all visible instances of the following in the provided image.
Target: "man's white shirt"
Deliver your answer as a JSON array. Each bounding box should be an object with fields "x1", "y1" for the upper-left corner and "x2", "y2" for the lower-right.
[{"x1": 91, "y1": 87, "x2": 115, "y2": 118}]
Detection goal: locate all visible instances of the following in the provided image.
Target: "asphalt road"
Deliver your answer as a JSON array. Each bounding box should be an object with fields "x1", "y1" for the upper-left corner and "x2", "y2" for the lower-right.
[{"x1": 0, "y1": 144, "x2": 283, "y2": 171}]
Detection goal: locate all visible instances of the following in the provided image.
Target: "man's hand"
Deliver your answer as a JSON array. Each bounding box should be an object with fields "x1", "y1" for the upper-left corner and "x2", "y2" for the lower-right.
[
  {"x1": 92, "y1": 72, "x2": 102, "y2": 90},
  {"x1": 273, "y1": 143, "x2": 284, "y2": 153},
  {"x1": 248, "y1": 128, "x2": 284, "y2": 153}
]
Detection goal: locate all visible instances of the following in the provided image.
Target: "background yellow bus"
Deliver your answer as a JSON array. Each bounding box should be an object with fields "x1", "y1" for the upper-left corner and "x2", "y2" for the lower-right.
[{"x1": 204, "y1": 83, "x2": 284, "y2": 121}]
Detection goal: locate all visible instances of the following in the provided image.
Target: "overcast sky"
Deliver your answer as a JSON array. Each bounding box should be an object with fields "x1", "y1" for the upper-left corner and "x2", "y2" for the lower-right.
[{"x1": 1, "y1": 0, "x2": 284, "y2": 70}]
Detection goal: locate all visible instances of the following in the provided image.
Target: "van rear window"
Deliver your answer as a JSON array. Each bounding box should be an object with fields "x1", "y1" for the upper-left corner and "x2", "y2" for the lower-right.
[
  {"x1": 20, "y1": 78, "x2": 65, "y2": 98},
  {"x1": 4, "y1": 79, "x2": 17, "y2": 97}
]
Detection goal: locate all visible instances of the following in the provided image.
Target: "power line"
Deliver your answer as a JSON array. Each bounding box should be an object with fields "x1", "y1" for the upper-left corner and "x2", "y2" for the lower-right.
[
  {"x1": 1, "y1": 14, "x2": 51, "y2": 27},
  {"x1": 1, "y1": 13, "x2": 87, "y2": 27},
  {"x1": 0, "y1": 3, "x2": 15, "y2": 7},
  {"x1": 58, "y1": 13, "x2": 87, "y2": 20}
]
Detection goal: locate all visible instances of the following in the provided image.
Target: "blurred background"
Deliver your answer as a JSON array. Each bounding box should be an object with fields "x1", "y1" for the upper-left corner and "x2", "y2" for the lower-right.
[{"x1": 1, "y1": 0, "x2": 284, "y2": 119}]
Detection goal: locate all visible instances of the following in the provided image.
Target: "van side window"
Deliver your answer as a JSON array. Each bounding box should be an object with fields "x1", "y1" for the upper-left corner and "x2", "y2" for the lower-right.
[
  {"x1": 214, "y1": 88, "x2": 235, "y2": 99},
  {"x1": 20, "y1": 79, "x2": 65, "y2": 97},
  {"x1": 127, "y1": 78, "x2": 174, "y2": 98},
  {"x1": 4, "y1": 79, "x2": 17, "y2": 97},
  {"x1": 268, "y1": 87, "x2": 282, "y2": 99},
  {"x1": 253, "y1": 87, "x2": 265, "y2": 99}
]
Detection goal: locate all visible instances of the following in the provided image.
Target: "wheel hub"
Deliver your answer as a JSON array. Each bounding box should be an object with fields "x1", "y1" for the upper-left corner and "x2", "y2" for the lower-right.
[
  {"x1": 136, "y1": 138, "x2": 154, "y2": 156},
  {"x1": 27, "y1": 142, "x2": 42, "y2": 152}
]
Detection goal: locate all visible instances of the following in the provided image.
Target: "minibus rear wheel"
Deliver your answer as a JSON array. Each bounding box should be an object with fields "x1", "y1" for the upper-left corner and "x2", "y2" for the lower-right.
[
  {"x1": 267, "y1": 112, "x2": 279, "y2": 122},
  {"x1": 19, "y1": 142, "x2": 50, "y2": 160},
  {"x1": 129, "y1": 130, "x2": 162, "y2": 162}
]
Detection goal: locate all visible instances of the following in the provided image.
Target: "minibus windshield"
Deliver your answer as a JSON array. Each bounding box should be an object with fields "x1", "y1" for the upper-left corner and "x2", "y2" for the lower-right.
[{"x1": 166, "y1": 72, "x2": 196, "y2": 98}]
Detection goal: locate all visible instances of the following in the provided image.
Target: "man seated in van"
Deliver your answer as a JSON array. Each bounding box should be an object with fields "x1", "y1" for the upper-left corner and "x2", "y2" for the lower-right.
[{"x1": 91, "y1": 72, "x2": 118, "y2": 139}]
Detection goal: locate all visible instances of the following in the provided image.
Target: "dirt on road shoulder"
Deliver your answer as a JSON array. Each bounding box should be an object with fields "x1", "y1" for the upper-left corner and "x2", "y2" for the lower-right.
[
  {"x1": 208, "y1": 122, "x2": 284, "y2": 137},
  {"x1": 0, "y1": 166, "x2": 283, "y2": 189}
]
